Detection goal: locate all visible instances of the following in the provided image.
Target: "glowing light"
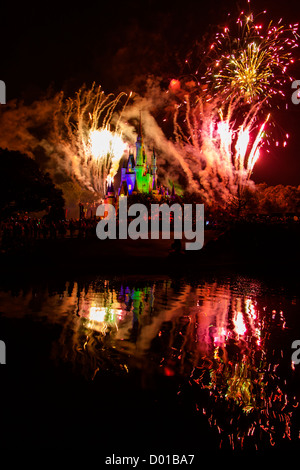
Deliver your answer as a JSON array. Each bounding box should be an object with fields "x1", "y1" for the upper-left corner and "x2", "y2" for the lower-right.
[
  {"x1": 169, "y1": 79, "x2": 181, "y2": 90},
  {"x1": 217, "y1": 121, "x2": 232, "y2": 150},
  {"x1": 89, "y1": 128, "x2": 126, "y2": 161},
  {"x1": 247, "y1": 114, "x2": 270, "y2": 176},
  {"x1": 54, "y1": 83, "x2": 131, "y2": 196},
  {"x1": 90, "y1": 128, "x2": 111, "y2": 159},
  {"x1": 235, "y1": 127, "x2": 250, "y2": 171},
  {"x1": 82, "y1": 303, "x2": 124, "y2": 333},
  {"x1": 89, "y1": 127, "x2": 127, "y2": 182},
  {"x1": 233, "y1": 311, "x2": 247, "y2": 336},
  {"x1": 89, "y1": 306, "x2": 107, "y2": 323}
]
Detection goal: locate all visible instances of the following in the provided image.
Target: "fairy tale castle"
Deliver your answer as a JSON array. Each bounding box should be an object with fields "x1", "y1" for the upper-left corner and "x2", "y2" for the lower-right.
[
  {"x1": 119, "y1": 121, "x2": 158, "y2": 196},
  {"x1": 105, "y1": 121, "x2": 175, "y2": 204}
]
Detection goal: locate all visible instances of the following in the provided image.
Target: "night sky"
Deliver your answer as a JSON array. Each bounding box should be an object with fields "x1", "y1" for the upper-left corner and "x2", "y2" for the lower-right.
[{"x1": 1, "y1": 0, "x2": 300, "y2": 185}]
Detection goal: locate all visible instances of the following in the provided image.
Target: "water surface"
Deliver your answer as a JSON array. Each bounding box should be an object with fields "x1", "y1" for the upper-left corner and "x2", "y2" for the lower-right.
[{"x1": 0, "y1": 271, "x2": 300, "y2": 452}]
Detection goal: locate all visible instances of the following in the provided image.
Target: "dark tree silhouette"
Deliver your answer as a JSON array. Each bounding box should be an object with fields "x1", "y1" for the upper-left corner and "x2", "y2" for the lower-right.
[{"x1": 0, "y1": 148, "x2": 65, "y2": 219}]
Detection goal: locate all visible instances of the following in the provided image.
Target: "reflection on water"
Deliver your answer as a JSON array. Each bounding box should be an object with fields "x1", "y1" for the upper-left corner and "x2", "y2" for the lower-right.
[{"x1": 0, "y1": 274, "x2": 299, "y2": 451}]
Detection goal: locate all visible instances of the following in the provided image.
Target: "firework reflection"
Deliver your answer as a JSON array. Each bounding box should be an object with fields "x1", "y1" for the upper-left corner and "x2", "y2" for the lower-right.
[{"x1": 0, "y1": 276, "x2": 298, "y2": 450}]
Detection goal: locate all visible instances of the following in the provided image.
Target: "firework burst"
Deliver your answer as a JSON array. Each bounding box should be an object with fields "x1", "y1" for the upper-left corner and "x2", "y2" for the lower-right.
[
  {"x1": 207, "y1": 12, "x2": 299, "y2": 103},
  {"x1": 173, "y1": 89, "x2": 269, "y2": 206},
  {"x1": 53, "y1": 83, "x2": 130, "y2": 196},
  {"x1": 170, "y1": 10, "x2": 299, "y2": 207}
]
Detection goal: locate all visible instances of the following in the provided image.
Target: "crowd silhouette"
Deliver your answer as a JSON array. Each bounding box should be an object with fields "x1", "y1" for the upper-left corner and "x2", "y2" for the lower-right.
[
  {"x1": 0, "y1": 211, "x2": 299, "y2": 250},
  {"x1": 0, "y1": 217, "x2": 99, "y2": 246}
]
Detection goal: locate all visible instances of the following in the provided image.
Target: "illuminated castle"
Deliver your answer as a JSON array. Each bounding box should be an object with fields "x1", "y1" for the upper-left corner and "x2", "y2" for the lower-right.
[
  {"x1": 118, "y1": 121, "x2": 158, "y2": 196},
  {"x1": 104, "y1": 121, "x2": 175, "y2": 205}
]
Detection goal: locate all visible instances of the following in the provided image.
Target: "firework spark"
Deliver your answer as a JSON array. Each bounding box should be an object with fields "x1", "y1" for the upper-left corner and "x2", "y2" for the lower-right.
[
  {"x1": 207, "y1": 12, "x2": 299, "y2": 103},
  {"x1": 54, "y1": 83, "x2": 130, "y2": 196},
  {"x1": 89, "y1": 128, "x2": 127, "y2": 182},
  {"x1": 173, "y1": 92, "x2": 268, "y2": 205}
]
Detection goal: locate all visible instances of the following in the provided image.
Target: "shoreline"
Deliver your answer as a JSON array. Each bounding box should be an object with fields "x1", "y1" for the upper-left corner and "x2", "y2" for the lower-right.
[{"x1": 1, "y1": 222, "x2": 299, "y2": 276}]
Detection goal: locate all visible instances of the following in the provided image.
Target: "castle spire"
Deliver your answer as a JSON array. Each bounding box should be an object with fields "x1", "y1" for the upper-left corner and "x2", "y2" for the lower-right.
[
  {"x1": 104, "y1": 177, "x2": 116, "y2": 210},
  {"x1": 106, "y1": 178, "x2": 115, "y2": 195},
  {"x1": 151, "y1": 147, "x2": 156, "y2": 168},
  {"x1": 151, "y1": 147, "x2": 157, "y2": 191},
  {"x1": 138, "y1": 111, "x2": 143, "y2": 141},
  {"x1": 136, "y1": 112, "x2": 144, "y2": 167}
]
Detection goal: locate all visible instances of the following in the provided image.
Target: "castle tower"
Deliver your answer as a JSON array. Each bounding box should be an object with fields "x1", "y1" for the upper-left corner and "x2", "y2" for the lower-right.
[
  {"x1": 120, "y1": 158, "x2": 128, "y2": 185},
  {"x1": 135, "y1": 119, "x2": 144, "y2": 167},
  {"x1": 132, "y1": 176, "x2": 139, "y2": 195},
  {"x1": 104, "y1": 180, "x2": 116, "y2": 205},
  {"x1": 171, "y1": 183, "x2": 176, "y2": 200},
  {"x1": 117, "y1": 117, "x2": 159, "y2": 197},
  {"x1": 135, "y1": 118, "x2": 148, "y2": 192},
  {"x1": 119, "y1": 180, "x2": 128, "y2": 197},
  {"x1": 125, "y1": 154, "x2": 136, "y2": 195},
  {"x1": 104, "y1": 179, "x2": 116, "y2": 217},
  {"x1": 151, "y1": 148, "x2": 157, "y2": 190}
]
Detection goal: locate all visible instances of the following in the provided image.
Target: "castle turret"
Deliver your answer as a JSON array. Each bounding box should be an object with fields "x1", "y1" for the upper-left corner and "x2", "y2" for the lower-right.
[
  {"x1": 171, "y1": 183, "x2": 176, "y2": 199},
  {"x1": 151, "y1": 148, "x2": 157, "y2": 190},
  {"x1": 135, "y1": 119, "x2": 144, "y2": 167},
  {"x1": 135, "y1": 120, "x2": 147, "y2": 192},
  {"x1": 120, "y1": 158, "x2": 128, "y2": 185},
  {"x1": 121, "y1": 153, "x2": 136, "y2": 195},
  {"x1": 132, "y1": 177, "x2": 139, "y2": 194},
  {"x1": 119, "y1": 180, "x2": 128, "y2": 197},
  {"x1": 105, "y1": 179, "x2": 116, "y2": 206}
]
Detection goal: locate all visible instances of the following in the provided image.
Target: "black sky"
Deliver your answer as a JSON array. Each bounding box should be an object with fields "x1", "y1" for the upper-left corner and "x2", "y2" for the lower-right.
[{"x1": 1, "y1": 0, "x2": 300, "y2": 185}]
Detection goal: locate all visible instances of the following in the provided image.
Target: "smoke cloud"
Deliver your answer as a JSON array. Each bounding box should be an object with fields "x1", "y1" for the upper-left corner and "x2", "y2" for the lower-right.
[{"x1": 0, "y1": 77, "x2": 258, "y2": 209}]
